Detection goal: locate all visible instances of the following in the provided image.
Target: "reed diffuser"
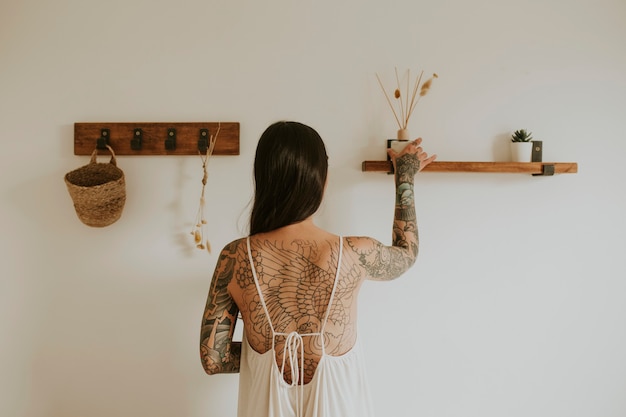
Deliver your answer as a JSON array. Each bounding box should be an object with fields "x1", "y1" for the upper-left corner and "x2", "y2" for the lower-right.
[{"x1": 376, "y1": 68, "x2": 438, "y2": 140}]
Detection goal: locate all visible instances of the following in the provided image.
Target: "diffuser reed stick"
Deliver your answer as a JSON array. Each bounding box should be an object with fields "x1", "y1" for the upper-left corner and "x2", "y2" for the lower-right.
[{"x1": 376, "y1": 67, "x2": 438, "y2": 133}]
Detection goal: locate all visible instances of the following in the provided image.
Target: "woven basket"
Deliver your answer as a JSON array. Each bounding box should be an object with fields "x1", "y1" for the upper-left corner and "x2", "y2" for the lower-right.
[{"x1": 65, "y1": 145, "x2": 126, "y2": 227}]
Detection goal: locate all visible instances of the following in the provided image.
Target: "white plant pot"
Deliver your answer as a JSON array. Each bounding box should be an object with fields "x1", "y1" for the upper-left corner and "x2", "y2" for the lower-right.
[{"x1": 510, "y1": 142, "x2": 533, "y2": 162}]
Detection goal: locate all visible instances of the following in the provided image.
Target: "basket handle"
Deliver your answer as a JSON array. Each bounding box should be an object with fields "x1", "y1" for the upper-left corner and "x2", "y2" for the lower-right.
[{"x1": 89, "y1": 145, "x2": 118, "y2": 166}]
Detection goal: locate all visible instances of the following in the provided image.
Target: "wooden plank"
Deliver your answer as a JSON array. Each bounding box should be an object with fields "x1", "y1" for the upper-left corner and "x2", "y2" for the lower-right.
[
  {"x1": 74, "y1": 122, "x2": 239, "y2": 155},
  {"x1": 361, "y1": 161, "x2": 578, "y2": 174}
]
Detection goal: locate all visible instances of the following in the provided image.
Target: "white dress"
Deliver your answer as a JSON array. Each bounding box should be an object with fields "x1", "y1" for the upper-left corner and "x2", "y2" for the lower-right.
[{"x1": 237, "y1": 237, "x2": 375, "y2": 417}]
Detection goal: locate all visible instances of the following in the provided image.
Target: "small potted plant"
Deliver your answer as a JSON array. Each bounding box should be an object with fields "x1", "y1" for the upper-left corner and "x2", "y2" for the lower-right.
[{"x1": 510, "y1": 129, "x2": 534, "y2": 162}]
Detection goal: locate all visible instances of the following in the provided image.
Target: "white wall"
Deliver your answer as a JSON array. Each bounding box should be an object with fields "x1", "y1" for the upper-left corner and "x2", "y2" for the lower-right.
[{"x1": 1, "y1": 0, "x2": 625, "y2": 416}]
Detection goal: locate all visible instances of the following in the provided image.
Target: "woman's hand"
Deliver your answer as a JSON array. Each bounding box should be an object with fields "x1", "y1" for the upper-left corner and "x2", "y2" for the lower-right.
[{"x1": 387, "y1": 138, "x2": 437, "y2": 174}]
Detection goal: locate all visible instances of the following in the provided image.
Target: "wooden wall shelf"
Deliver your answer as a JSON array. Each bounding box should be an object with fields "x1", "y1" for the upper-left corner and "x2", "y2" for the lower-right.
[
  {"x1": 362, "y1": 161, "x2": 578, "y2": 175},
  {"x1": 74, "y1": 122, "x2": 239, "y2": 156}
]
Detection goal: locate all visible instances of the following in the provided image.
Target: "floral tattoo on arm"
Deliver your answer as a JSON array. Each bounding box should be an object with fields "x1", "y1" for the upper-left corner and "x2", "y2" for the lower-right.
[
  {"x1": 200, "y1": 241, "x2": 241, "y2": 374},
  {"x1": 393, "y1": 153, "x2": 420, "y2": 258}
]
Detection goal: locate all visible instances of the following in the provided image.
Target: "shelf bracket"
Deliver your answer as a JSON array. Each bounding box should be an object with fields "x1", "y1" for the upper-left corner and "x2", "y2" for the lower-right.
[
  {"x1": 533, "y1": 164, "x2": 555, "y2": 176},
  {"x1": 531, "y1": 140, "x2": 543, "y2": 163},
  {"x1": 530, "y1": 141, "x2": 554, "y2": 176}
]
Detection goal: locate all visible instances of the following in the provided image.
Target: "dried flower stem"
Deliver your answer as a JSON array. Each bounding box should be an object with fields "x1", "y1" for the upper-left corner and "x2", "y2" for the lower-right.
[
  {"x1": 394, "y1": 67, "x2": 405, "y2": 126},
  {"x1": 377, "y1": 68, "x2": 436, "y2": 132},
  {"x1": 376, "y1": 72, "x2": 403, "y2": 130},
  {"x1": 406, "y1": 70, "x2": 425, "y2": 125},
  {"x1": 405, "y1": 69, "x2": 411, "y2": 127},
  {"x1": 191, "y1": 123, "x2": 220, "y2": 253}
]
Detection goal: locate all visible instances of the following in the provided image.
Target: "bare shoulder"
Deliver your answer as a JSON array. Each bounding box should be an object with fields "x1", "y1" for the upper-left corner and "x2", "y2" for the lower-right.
[
  {"x1": 217, "y1": 238, "x2": 253, "y2": 292},
  {"x1": 218, "y1": 237, "x2": 247, "y2": 255}
]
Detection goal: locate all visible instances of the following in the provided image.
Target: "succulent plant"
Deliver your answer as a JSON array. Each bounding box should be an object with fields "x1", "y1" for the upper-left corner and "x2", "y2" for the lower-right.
[{"x1": 511, "y1": 129, "x2": 533, "y2": 142}]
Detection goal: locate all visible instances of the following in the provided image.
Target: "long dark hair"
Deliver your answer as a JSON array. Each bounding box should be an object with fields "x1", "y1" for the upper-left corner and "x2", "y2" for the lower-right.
[{"x1": 249, "y1": 121, "x2": 328, "y2": 235}]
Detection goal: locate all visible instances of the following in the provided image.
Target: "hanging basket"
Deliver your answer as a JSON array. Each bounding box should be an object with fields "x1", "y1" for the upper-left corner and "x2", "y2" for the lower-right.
[{"x1": 64, "y1": 145, "x2": 126, "y2": 227}]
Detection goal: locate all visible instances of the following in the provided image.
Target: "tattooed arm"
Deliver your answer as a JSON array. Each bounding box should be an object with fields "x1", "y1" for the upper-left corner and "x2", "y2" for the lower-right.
[
  {"x1": 200, "y1": 240, "x2": 241, "y2": 374},
  {"x1": 347, "y1": 138, "x2": 435, "y2": 281}
]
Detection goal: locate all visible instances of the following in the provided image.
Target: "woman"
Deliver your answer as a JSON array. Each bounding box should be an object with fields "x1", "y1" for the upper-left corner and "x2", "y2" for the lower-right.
[{"x1": 200, "y1": 121, "x2": 435, "y2": 417}]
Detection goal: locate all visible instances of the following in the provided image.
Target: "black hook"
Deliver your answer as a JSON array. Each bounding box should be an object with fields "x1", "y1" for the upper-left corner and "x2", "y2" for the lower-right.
[
  {"x1": 198, "y1": 128, "x2": 209, "y2": 153},
  {"x1": 97, "y1": 128, "x2": 110, "y2": 150},
  {"x1": 131, "y1": 128, "x2": 142, "y2": 151},
  {"x1": 165, "y1": 128, "x2": 176, "y2": 151}
]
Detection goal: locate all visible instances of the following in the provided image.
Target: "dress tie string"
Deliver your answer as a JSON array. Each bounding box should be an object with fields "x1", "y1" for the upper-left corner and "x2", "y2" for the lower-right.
[{"x1": 281, "y1": 331, "x2": 305, "y2": 417}]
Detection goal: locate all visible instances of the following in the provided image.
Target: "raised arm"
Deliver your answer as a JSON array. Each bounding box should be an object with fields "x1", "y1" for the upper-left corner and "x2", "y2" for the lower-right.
[
  {"x1": 200, "y1": 240, "x2": 241, "y2": 374},
  {"x1": 347, "y1": 138, "x2": 435, "y2": 281},
  {"x1": 390, "y1": 138, "x2": 435, "y2": 269}
]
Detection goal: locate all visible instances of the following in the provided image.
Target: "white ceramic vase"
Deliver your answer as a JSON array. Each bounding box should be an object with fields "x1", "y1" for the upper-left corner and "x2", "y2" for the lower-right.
[
  {"x1": 386, "y1": 130, "x2": 411, "y2": 171},
  {"x1": 389, "y1": 139, "x2": 409, "y2": 154},
  {"x1": 388, "y1": 129, "x2": 410, "y2": 154},
  {"x1": 510, "y1": 141, "x2": 533, "y2": 162}
]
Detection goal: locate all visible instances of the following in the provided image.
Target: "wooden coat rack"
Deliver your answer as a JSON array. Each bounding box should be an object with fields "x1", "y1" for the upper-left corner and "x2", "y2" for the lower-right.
[{"x1": 74, "y1": 122, "x2": 239, "y2": 156}]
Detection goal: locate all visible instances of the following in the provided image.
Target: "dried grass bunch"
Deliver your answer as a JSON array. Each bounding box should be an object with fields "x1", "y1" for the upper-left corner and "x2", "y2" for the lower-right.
[
  {"x1": 376, "y1": 67, "x2": 438, "y2": 133},
  {"x1": 191, "y1": 123, "x2": 220, "y2": 253}
]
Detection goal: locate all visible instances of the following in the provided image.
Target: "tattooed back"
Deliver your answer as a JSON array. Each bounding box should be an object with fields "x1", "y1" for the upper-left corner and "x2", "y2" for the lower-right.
[{"x1": 220, "y1": 226, "x2": 413, "y2": 383}]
